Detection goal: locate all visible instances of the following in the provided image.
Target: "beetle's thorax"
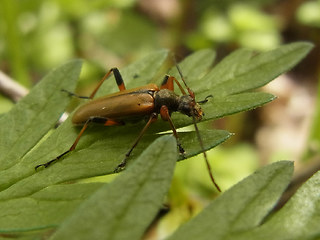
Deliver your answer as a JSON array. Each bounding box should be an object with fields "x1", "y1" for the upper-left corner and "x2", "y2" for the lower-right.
[
  {"x1": 154, "y1": 89, "x2": 203, "y2": 120},
  {"x1": 154, "y1": 89, "x2": 180, "y2": 113}
]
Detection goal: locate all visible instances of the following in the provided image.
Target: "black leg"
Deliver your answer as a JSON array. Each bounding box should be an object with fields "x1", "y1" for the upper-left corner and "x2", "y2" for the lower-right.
[
  {"x1": 114, "y1": 113, "x2": 158, "y2": 172},
  {"x1": 35, "y1": 116, "x2": 122, "y2": 170}
]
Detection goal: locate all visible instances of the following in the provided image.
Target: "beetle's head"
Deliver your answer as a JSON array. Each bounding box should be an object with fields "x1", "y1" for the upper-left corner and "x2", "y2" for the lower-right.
[{"x1": 178, "y1": 95, "x2": 203, "y2": 121}]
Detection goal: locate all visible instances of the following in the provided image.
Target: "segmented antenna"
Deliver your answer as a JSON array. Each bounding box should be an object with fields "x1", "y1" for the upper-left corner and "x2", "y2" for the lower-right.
[
  {"x1": 172, "y1": 57, "x2": 195, "y2": 98},
  {"x1": 191, "y1": 114, "x2": 221, "y2": 192},
  {"x1": 174, "y1": 56, "x2": 221, "y2": 192}
]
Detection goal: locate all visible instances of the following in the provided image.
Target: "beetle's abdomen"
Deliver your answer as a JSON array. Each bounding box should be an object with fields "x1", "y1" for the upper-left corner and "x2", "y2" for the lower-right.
[{"x1": 72, "y1": 92, "x2": 155, "y2": 124}]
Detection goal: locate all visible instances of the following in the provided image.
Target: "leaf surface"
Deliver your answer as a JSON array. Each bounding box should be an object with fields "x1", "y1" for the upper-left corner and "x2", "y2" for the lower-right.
[
  {"x1": 167, "y1": 161, "x2": 294, "y2": 240},
  {"x1": 0, "y1": 60, "x2": 82, "y2": 171},
  {"x1": 50, "y1": 135, "x2": 177, "y2": 240}
]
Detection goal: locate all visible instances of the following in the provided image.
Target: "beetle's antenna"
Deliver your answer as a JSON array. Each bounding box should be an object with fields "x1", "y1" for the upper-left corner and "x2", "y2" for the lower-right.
[
  {"x1": 191, "y1": 113, "x2": 221, "y2": 192},
  {"x1": 172, "y1": 56, "x2": 195, "y2": 98},
  {"x1": 198, "y1": 95, "x2": 213, "y2": 104},
  {"x1": 173, "y1": 55, "x2": 221, "y2": 192}
]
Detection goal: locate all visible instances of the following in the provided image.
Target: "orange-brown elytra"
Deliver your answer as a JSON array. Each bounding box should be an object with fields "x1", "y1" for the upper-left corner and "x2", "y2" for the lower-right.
[{"x1": 35, "y1": 66, "x2": 221, "y2": 192}]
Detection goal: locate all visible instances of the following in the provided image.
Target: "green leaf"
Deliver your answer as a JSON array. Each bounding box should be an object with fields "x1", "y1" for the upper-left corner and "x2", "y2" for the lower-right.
[
  {"x1": 196, "y1": 42, "x2": 314, "y2": 98},
  {"x1": 179, "y1": 129, "x2": 232, "y2": 158},
  {"x1": 197, "y1": 48, "x2": 254, "y2": 88},
  {"x1": 235, "y1": 169, "x2": 320, "y2": 240},
  {"x1": 0, "y1": 129, "x2": 230, "y2": 200},
  {"x1": 0, "y1": 183, "x2": 103, "y2": 231},
  {"x1": 168, "y1": 48, "x2": 216, "y2": 88},
  {"x1": 166, "y1": 161, "x2": 294, "y2": 240},
  {"x1": 0, "y1": 60, "x2": 82, "y2": 171},
  {"x1": 49, "y1": 135, "x2": 177, "y2": 240}
]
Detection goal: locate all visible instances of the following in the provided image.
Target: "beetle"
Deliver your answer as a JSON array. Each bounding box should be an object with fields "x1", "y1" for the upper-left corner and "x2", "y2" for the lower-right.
[{"x1": 35, "y1": 65, "x2": 221, "y2": 192}]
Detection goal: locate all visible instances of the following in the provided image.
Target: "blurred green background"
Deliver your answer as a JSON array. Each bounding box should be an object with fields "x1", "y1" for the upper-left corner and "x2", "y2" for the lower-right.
[{"x1": 0, "y1": 0, "x2": 319, "y2": 238}]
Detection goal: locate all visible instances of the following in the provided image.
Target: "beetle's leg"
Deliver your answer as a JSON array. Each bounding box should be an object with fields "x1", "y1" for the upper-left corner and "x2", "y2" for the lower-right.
[
  {"x1": 61, "y1": 89, "x2": 91, "y2": 99},
  {"x1": 35, "y1": 118, "x2": 92, "y2": 170},
  {"x1": 60, "y1": 68, "x2": 125, "y2": 100},
  {"x1": 89, "y1": 68, "x2": 126, "y2": 99},
  {"x1": 35, "y1": 117, "x2": 123, "y2": 170},
  {"x1": 160, "y1": 105, "x2": 185, "y2": 155},
  {"x1": 114, "y1": 113, "x2": 158, "y2": 172},
  {"x1": 160, "y1": 75, "x2": 174, "y2": 90},
  {"x1": 160, "y1": 75, "x2": 186, "y2": 95}
]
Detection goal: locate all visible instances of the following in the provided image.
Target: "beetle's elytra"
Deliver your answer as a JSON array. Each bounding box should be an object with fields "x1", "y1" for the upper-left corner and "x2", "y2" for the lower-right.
[{"x1": 35, "y1": 66, "x2": 221, "y2": 192}]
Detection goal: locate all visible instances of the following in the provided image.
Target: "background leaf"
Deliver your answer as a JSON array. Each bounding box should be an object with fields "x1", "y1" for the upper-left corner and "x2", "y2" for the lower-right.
[
  {"x1": 0, "y1": 60, "x2": 82, "y2": 171},
  {"x1": 233, "y1": 169, "x2": 320, "y2": 240},
  {"x1": 49, "y1": 135, "x2": 177, "y2": 240},
  {"x1": 0, "y1": 183, "x2": 103, "y2": 231},
  {"x1": 167, "y1": 162, "x2": 320, "y2": 240},
  {"x1": 166, "y1": 161, "x2": 294, "y2": 240},
  {"x1": 196, "y1": 42, "x2": 313, "y2": 98}
]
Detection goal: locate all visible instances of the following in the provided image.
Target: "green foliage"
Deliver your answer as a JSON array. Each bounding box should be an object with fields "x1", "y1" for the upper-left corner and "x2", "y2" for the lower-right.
[
  {"x1": 0, "y1": 60, "x2": 82, "y2": 171},
  {"x1": 296, "y1": 0, "x2": 320, "y2": 28},
  {"x1": 0, "y1": 0, "x2": 160, "y2": 88},
  {"x1": 0, "y1": 42, "x2": 314, "y2": 238},
  {"x1": 50, "y1": 135, "x2": 177, "y2": 240},
  {"x1": 305, "y1": 71, "x2": 320, "y2": 159},
  {"x1": 190, "y1": 2, "x2": 282, "y2": 51},
  {"x1": 168, "y1": 161, "x2": 320, "y2": 240}
]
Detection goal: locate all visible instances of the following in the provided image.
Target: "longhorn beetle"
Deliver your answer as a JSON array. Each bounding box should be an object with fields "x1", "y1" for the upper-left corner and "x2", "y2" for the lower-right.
[{"x1": 35, "y1": 62, "x2": 221, "y2": 192}]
